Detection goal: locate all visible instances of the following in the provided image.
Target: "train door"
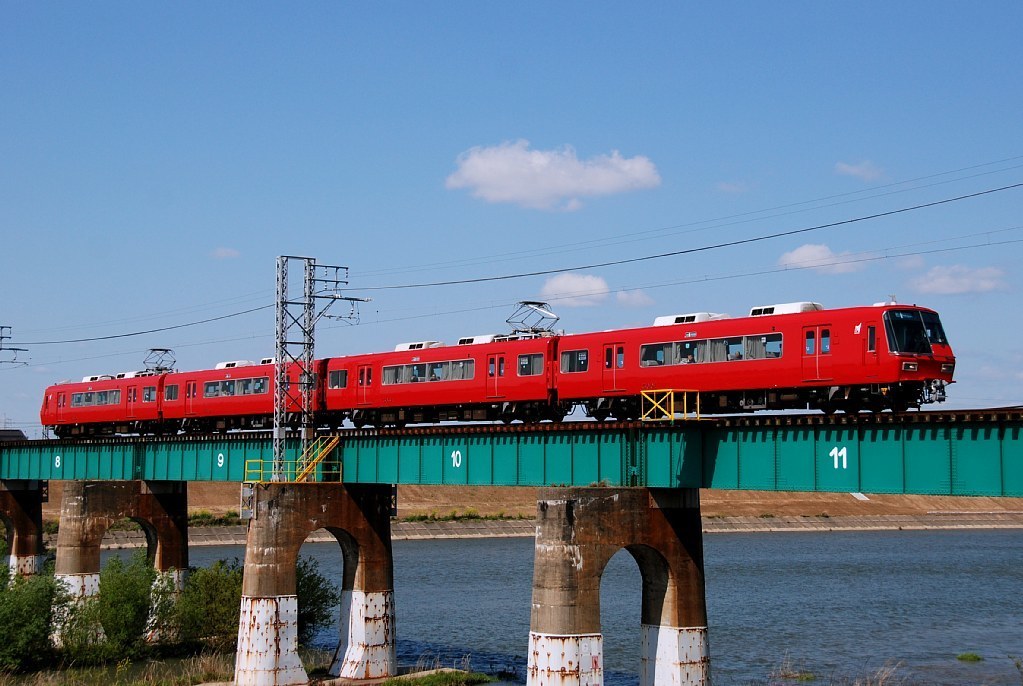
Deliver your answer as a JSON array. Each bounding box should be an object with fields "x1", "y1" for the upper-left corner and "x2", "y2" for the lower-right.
[
  {"x1": 487, "y1": 353, "x2": 505, "y2": 398},
  {"x1": 862, "y1": 322, "x2": 881, "y2": 377},
  {"x1": 127, "y1": 385, "x2": 138, "y2": 419},
  {"x1": 185, "y1": 381, "x2": 197, "y2": 415},
  {"x1": 357, "y1": 365, "x2": 373, "y2": 405},
  {"x1": 802, "y1": 325, "x2": 833, "y2": 381},
  {"x1": 56, "y1": 392, "x2": 67, "y2": 421},
  {"x1": 602, "y1": 343, "x2": 625, "y2": 392}
]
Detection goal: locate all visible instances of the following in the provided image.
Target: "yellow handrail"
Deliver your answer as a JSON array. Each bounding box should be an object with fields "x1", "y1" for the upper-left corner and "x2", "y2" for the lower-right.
[
  {"x1": 243, "y1": 435, "x2": 342, "y2": 483},
  {"x1": 640, "y1": 389, "x2": 701, "y2": 422}
]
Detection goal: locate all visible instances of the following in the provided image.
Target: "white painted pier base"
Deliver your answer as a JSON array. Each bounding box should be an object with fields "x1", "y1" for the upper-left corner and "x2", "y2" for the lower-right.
[
  {"x1": 640, "y1": 625, "x2": 710, "y2": 686},
  {"x1": 528, "y1": 631, "x2": 604, "y2": 686},
  {"x1": 8, "y1": 553, "x2": 46, "y2": 578},
  {"x1": 52, "y1": 573, "x2": 102, "y2": 646},
  {"x1": 235, "y1": 595, "x2": 308, "y2": 686},
  {"x1": 329, "y1": 590, "x2": 397, "y2": 679}
]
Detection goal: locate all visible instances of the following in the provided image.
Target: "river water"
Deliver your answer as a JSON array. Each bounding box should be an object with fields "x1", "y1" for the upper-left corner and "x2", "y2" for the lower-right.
[{"x1": 183, "y1": 529, "x2": 1021, "y2": 685}]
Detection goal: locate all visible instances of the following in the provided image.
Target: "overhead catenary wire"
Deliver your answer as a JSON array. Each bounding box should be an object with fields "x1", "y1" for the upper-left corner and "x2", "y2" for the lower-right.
[
  {"x1": 355, "y1": 182, "x2": 1023, "y2": 291},
  {"x1": 8, "y1": 181, "x2": 1022, "y2": 348}
]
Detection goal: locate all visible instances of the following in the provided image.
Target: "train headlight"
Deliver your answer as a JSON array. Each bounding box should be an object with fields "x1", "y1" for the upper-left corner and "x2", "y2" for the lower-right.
[
  {"x1": 941, "y1": 363, "x2": 955, "y2": 373},
  {"x1": 902, "y1": 362, "x2": 918, "y2": 372}
]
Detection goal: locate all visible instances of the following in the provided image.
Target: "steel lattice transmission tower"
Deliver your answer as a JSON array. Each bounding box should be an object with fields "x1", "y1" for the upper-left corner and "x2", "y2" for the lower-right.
[{"x1": 273, "y1": 256, "x2": 367, "y2": 479}]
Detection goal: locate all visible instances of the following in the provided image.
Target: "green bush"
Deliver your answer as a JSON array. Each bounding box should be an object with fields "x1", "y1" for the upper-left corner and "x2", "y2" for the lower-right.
[
  {"x1": 97, "y1": 554, "x2": 157, "y2": 655},
  {"x1": 172, "y1": 560, "x2": 244, "y2": 650},
  {"x1": 0, "y1": 573, "x2": 59, "y2": 671},
  {"x1": 296, "y1": 557, "x2": 342, "y2": 644}
]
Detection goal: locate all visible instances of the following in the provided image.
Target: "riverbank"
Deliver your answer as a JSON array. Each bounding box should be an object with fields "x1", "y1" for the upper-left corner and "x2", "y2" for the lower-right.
[{"x1": 85, "y1": 511, "x2": 1023, "y2": 549}]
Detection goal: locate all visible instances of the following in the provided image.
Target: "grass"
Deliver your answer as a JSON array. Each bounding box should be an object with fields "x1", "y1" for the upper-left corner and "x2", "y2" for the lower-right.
[
  {"x1": 384, "y1": 671, "x2": 494, "y2": 686},
  {"x1": 399, "y1": 509, "x2": 530, "y2": 522},
  {"x1": 0, "y1": 652, "x2": 235, "y2": 686},
  {"x1": 956, "y1": 652, "x2": 984, "y2": 662}
]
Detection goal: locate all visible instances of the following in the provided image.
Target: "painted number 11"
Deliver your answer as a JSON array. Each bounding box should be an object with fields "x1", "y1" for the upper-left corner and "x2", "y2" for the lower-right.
[{"x1": 830, "y1": 446, "x2": 848, "y2": 469}]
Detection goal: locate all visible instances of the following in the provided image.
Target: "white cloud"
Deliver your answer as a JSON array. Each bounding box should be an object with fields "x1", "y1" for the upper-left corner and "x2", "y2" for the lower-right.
[
  {"x1": 909, "y1": 265, "x2": 1007, "y2": 295},
  {"x1": 212, "y1": 247, "x2": 240, "y2": 259},
  {"x1": 539, "y1": 273, "x2": 610, "y2": 307},
  {"x1": 445, "y1": 139, "x2": 661, "y2": 211},
  {"x1": 835, "y1": 160, "x2": 883, "y2": 181},
  {"x1": 896, "y1": 255, "x2": 926, "y2": 271},
  {"x1": 616, "y1": 289, "x2": 654, "y2": 307},
  {"x1": 777, "y1": 244, "x2": 866, "y2": 274}
]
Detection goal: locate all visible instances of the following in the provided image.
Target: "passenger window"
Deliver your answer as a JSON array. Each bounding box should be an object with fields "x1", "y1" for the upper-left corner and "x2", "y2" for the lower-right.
[
  {"x1": 204, "y1": 382, "x2": 219, "y2": 398},
  {"x1": 726, "y1": 338, "x2": 744, "y2": 360},
  {"x1": 805, "y1": 331, "x2": 816, "y2": 355},
  {"x1": 143, "y1": 386, "x2": 156, "y2": 402},
  {"x1": 560, "y1": 350, "x2": 589, "y2": 373},
  {"x1": 165, "y1": 385, "x2": 179, "y2": 401},
  {"x1": 518, "y1": 353, "x2": 544, "y2": 376}
]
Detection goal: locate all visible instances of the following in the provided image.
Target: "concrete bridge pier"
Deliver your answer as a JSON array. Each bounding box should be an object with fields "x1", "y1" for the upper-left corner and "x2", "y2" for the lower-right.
[
  {"x1": 0, "y1": 480, "x2": 47, "y2": 578},
  {"x1": 528, "y1": 487, "x2": 710, "y2": 686},
  {"x1": 53, "y1": 480, "x2": 189, "y2": 604},
  {"x1": 233, "y1": 483, "x2": 395, "y2": 686}
]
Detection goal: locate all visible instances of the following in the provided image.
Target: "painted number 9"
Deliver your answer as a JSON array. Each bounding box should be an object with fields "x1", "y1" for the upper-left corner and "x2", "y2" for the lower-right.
[
  {"x1": 451, "y1": 450, "x2": 462, "y2": 468},
  {"x1": 216, "y1": 453, "x2": 225, "y2": 468}
]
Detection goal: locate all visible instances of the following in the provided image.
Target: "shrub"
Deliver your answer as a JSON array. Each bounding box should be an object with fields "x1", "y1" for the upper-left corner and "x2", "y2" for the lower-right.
[
  {"x1": 296, "y1": 557, "x2": 342, "y2": 645},
  {"x1": 172, "y1": 560, "x2": 243, "y2": 650},
  {"x1": 0, "y1": 573, "x2": 59, "y2": 671},
  {"x1": 98, "y1": 554, "x2": 157, "y2": 656}
]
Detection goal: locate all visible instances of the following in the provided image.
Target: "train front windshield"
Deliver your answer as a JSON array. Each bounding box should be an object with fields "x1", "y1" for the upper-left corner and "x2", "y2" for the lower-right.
[{"x1": 884, "y1": 309, "x2": 948, "y2": 354}]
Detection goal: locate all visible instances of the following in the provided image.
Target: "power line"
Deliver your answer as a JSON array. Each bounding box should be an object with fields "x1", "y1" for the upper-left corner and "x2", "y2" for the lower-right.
[
  {"x1": 356, "y1": 182, "x2": 1023, "y2": 291},
  {"x1": 18, "y1": 305, "x2": 273, "y2": 345},
  {"x1": 358, "y1": 155, "x2": 1023, "y2": 280}
]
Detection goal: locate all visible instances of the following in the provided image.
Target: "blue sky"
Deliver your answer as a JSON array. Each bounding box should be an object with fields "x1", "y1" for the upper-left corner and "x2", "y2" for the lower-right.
[{"x1": 2, "y1": 2, "x2": 1022, "y2": 434}]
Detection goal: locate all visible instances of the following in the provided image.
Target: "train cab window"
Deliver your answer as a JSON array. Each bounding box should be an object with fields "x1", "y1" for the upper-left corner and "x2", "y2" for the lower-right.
[
  {"x1": 328, "y1": 370, "x2": 348, "y2": 389},
  {"x1": 165, "y1": 385, "x2": 179, "y2": 401},
  {"x1": 867, "y1": 326, "x2": 877, "y2": 352},
  {"x1": 143, "y1": 386, "x2": 156, "y2": 402},
  {"x1": 805, "y1": 331, "x2": 816, "y2": 355},
  {"x1": 560, "y1": 350, "x2": 589, "y2": 373},
  {"x1": 204, "y1": 382, "x2": 220, "y2": 398},
  {"x1": 821, "y1": 329, "x2": 831, "y2": 354},
  {"x1": 518, "y1": 353, "x2": 544, "y2": 376}
]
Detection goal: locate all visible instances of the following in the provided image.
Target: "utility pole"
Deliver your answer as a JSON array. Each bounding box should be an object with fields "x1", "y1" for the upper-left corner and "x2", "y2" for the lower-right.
[
  {"x1": 273, "y1": 256, "x2": 367, "y2": 480},
  {"x1": 0, "y1": 326, "x2": 28, "y2": 366}
]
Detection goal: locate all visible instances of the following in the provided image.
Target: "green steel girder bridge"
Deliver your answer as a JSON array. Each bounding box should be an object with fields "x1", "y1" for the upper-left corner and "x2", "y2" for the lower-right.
[{"x1": 2, "y1": 409, "x2": 1022, "y2": 496}]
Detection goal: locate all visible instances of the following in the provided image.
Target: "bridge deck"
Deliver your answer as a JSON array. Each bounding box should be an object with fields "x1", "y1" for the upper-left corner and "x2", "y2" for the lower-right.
[{"x1": 2, "y1": 410, "x2": 1021, "y2": 496}]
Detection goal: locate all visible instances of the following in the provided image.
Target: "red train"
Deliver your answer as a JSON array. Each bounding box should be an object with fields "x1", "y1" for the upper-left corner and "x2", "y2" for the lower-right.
[{"x1": 40, "y1": 301, "x2": 955, "y2": 437}]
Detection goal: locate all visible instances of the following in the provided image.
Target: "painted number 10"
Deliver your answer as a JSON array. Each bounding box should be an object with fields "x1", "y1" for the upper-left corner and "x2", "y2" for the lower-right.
[
  {"x1": 451, "y1": 450, "x2": 462, "y2": 468},
  {"x1": 830, "y1": 446, "x2": 848, "y2": 469}
]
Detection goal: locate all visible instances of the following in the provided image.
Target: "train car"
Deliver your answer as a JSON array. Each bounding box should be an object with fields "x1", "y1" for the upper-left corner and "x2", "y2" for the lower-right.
[
  {"x1": 554, "y1": 301, "x2": 954, "y2": 418},
  {"x1": 40, "y1": 370, "x2": 167, "y2": 437},
  {"x1": 322, "y1": 334, "x2": 563, "y2": 427},
  {"x1": 160, "y1": 359, "x2": 321, "y2": 433}
]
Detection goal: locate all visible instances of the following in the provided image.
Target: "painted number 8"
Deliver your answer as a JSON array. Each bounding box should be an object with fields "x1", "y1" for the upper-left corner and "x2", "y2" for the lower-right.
[{"x1": 54, "y1": 455, "x2": 61, "y2": 468}]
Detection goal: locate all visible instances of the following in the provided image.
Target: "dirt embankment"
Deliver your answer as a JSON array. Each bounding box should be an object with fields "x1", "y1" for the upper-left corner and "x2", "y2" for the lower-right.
[{"x1": 41, "y1": 482, "x2": 1023, "y2": 521}]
